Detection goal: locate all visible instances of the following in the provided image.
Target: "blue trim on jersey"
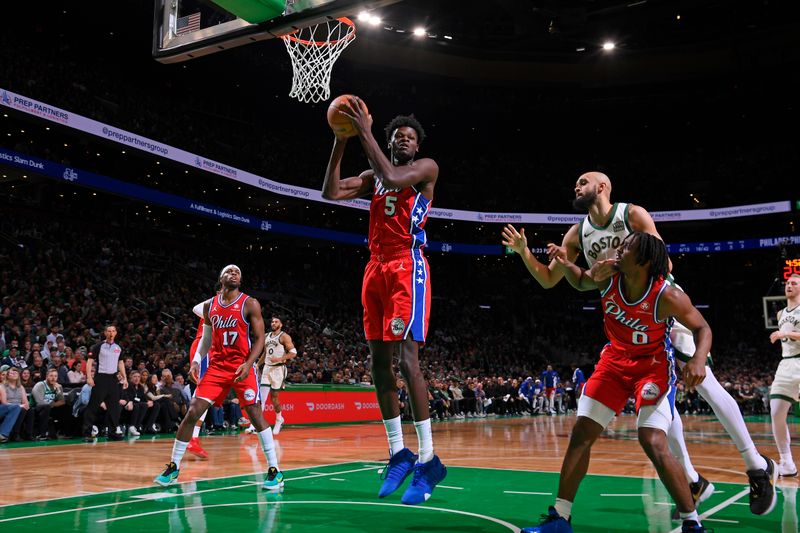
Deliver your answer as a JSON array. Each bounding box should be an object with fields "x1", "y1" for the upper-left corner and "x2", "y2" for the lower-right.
[
  {"x1": 409, "y1": 193, "x2": 430, "y2": 249},
  {"x1": 217, "y1": 292, "x2": 245, "y2": 309},
  {"x1": 403, "y1": 248, "x2": 429, "y2": 342},
  {"x1": 664, "y1": 318, "x2": 677, "y2": 417},
  {"x1": 652, "y1": 281, "x2": 670, "y2": 324},
  {"x1": 240, "y1": 295, "x2": 250, "y2": 325},
  {"x1": 199, "y1": 355, "x2": 209, "y2": 378}
]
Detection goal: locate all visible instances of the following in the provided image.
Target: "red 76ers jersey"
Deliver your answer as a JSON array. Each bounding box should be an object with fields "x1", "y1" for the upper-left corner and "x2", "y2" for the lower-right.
[
  {"x1": 368, "y1": 177, "x2": 431, "y2": 256},
  {"x1": 601, "y1": 274, "x2": 673, "y2": 359},
  {"x1": 208, "y1": 292, "x2": 252, "y2": 371}
]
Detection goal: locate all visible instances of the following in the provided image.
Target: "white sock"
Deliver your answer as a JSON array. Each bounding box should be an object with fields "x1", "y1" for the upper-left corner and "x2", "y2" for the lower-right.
[
  {"x1": 554, "y1": 498, "x2": 572, "y2": 520},
  {"x1": 771, "y1": 398, "x2": 793, "y2": 462},
  {"x1": 258, "y1": 428, "x2": 279, "y2": 468},
  {"x1": 667, "y1": 412, "x2": 699, "y2": 483},
  {"x1": 413, "y1": 418, "x2": 434, "y2": 463},
  {"x1": 679, "y1": 510, "x2": 699, "y2": 523},
  {"x1": 172, "y1": 439, "x2": 189, "y2": 468},
  {"x1": 696, "y1": 366, "x2": 766, "y2": 471},
  {"x1": 192, "y1": 409, "x2": 206, "y2": 439},
  {"x1": 383, "y1": 415, "x2": 405, "y2": 456}
]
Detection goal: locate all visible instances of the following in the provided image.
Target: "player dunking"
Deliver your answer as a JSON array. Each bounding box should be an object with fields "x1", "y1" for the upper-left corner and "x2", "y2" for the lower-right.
[
  {"x1": 502, "y1": 171, "x2": 776, "y2": 515},
  {"x1": 769, "y1": 273, "x2": 800, "y2": 477},
  {"x1": 257, "y1": 316, "x2": 297, "y2": 435},
  {"x1": 523, "y1": 233, "x2": 710, "y2": 533},
  {"x1": 322, "y1": 98, "x2": 447, "y2": 505},
  {"x1": 155, "y1": 265, "x2": 283, "y2": 490}
]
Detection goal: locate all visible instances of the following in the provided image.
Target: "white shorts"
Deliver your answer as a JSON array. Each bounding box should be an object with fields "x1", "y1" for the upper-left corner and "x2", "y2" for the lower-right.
[
  {"x1": 577, "y1": 392, "x2": 673, "y2": 434},
  {"x1": 770, "y1": 357, "x2": 800, "y2": 403},
  {"x1": 261, "y1": 364, "x2": 288, "y2": 390}
]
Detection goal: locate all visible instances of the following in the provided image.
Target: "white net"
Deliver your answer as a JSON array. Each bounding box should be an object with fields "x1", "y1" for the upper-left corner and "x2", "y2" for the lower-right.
[{"x1": 281, "y1": 18, "x2": 356, "y2": 103}]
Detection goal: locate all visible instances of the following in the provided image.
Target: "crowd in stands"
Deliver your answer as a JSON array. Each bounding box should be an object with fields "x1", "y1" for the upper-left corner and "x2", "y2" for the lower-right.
[{"x1": 0, "y1": 199, "x2": 789, "y2": 443}]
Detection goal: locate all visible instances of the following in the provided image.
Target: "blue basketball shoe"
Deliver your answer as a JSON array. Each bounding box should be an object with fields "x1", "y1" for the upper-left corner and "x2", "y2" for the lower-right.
[
  {"x1": 401, "y1": 455, "x2": 447, "y2": 505},
  {"x1": 262, "y1": 466, "x2": 285, "y2": 491},
  {"x1": 681, "y1": 520, "x2": 714, "y2": 532},
  {"x1": 378, "y1": 447, "x2": 417, "y2": 498},
  {"x1": 521, "y1": 507, "x2": 573, "y2": 533},
  {"x1": 154, "y1": 462, "x2": 180, "y2": 486}
]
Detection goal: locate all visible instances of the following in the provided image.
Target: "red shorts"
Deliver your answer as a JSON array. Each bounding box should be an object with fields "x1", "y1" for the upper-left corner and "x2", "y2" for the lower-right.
[
  {"x1": 583, "y1": 344, "x2": 675, "y2": 414},
  {"x1": 194, "y1": 362, "x2": 260, "y2": 407},
  {"x1": 362, "y1": 249, "x2": 431, "y2": 343},
  {"x1": 545, "y1": 387, "x2": 555, "y2": 396}
]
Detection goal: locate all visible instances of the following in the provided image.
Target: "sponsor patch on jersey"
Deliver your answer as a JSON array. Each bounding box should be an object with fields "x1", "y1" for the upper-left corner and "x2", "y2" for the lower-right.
[
  {"x1": 390, "y1": 317, "x2": 405, "y2": 336},
  {"x1": 640, "y1": 302, "x2": 650, "y2": 311},
  {"x1": 640, "y1": 382, "x2": 661, "y2": 401},
  {"x1": 244, "y1": 388, "x2": 256, "y2": 402},
  {"x1": 613, "y1": 220, "x2": 625, "y2": 232}
]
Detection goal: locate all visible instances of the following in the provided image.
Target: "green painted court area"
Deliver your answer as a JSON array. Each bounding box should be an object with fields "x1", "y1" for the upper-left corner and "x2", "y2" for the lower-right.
[{"x1": 1, "y1": 462, "x2": 793, "y2": 532}]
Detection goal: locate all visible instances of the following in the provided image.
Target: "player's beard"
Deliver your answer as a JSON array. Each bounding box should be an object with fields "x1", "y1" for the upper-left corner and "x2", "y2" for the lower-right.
[{"x1": 572, "y1": 189, "x2": 597, "y2": 211}]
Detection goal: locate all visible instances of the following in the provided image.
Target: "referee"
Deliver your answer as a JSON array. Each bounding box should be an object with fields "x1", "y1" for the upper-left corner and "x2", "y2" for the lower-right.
[{"x1": 82, "y1": 325, "x2": 128, "y2": 442}]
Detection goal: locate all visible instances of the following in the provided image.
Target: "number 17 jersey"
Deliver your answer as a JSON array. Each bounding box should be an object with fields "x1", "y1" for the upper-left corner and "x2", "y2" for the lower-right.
[
  {"x1": 368, "y1": 177, "x2": 431, "y2": 256},
  {"x1": 208, "y1": 292, "x2": 252, "y2": 372}
]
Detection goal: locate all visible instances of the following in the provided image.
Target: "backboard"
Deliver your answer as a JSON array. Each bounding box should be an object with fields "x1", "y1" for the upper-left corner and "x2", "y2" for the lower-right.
[
  {"x1": 153, "y1": 0, "x2": 400, "y2": 64},
  {"x1": 763, "y1": 295, "x2": 788, "y2": 329}
]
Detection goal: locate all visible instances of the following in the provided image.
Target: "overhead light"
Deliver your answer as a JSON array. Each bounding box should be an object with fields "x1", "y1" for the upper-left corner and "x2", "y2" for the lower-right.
[
  {"x1": 576, "y1": 47, "x2": 586, "y2": 52},
  {"x1": 602, "y1": 41, "x2": 615, "y2": 50},
  {"x1": 443, "y1": 35, "x2": 453, "y2": 40},
  {"x1": 357, "y1": 11, "x2": 370, "y2": 22},
  {"x1": 676, "y1": 14, "x2": 681, "y2": 20},
  {"x1": 412, "y1": 27, "x2": 426, "y2": 37},
  {"x1": 368, "y1": 15, "x2": 381, "y2": 26}
]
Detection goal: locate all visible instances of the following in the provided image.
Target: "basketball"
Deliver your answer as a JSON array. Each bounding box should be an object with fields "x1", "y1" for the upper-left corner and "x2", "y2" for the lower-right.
[{"x1": 327, "y1": 94, "x2": 367, "y2": 138}]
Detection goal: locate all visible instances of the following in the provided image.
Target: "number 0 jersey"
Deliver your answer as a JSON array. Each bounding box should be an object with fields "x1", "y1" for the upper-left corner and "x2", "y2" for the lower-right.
[
  {"x1": 265, "y1": 331, "x2": 286, "y2": 366},
  {"x1": 208, "y1": 292, "x2": 252, "y2": 371},
  {"x1": 368, "y1": 176, "x2": 431, "y2": 256},
  {"x1": 601, "y1": 273, "x2": 673, "y2": 359}
]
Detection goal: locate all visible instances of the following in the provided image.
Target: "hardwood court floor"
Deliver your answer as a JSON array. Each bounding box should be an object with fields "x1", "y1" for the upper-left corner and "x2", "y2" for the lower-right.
[{"x1": 0, "y1": 413, "x2": 797, "y2": 532}]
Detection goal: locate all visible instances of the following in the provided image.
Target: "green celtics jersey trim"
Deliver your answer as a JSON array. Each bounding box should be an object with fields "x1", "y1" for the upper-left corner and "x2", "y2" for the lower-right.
[
  {"x1": 778, "y1": 305, "x2": 800, "y2": 359},
  {"x1": 580, "y1": 202, "x2": 632, "y2": 267}
]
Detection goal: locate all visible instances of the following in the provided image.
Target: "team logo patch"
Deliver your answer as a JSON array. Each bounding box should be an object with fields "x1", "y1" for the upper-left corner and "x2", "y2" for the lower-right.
[
  {"x1": 390, "y1": 317, "x2": 405, "y2": 336},
  {"x1": 244, "y1": 388, "x2": 256, "y2": 402},
  {"x1": 640, "y1": 302, "x2": 650, "y2": 311},
  {"x1": 641, "y1": 382, "x2": 661, "y2": 401},
  {"x1": 613, "y1": 220, "x2": 625, "y2": 232}
]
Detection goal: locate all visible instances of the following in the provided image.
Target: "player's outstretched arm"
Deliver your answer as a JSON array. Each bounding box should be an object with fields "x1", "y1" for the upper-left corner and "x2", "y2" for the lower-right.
[
  {"x1": 658, "y1": 287, "x2": 712, "y2": 387},
  {"x1": 322, "y1": 137, "x2": 374, "y2": 201},
  {"x1": 502, "y1": 224, "x2": 582, "y2": 289},
  {"x1": 553, "y1": 255, "x2": 609, "y2": 292}
]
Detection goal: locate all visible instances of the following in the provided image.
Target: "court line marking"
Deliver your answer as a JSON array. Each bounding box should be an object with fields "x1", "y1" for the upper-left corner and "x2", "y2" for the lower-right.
[
  {"x1": 504, "y1": 491, "x2": 552, "y2": 496},
  {"x1": 329, "y1": 478, "x2": 347, "y2": 481},
  {"x1": 0, "y1": 463, "x2": 378, "y2": 522},
  {"x1": 704, "y1": 518, "x2": 739, "y2": 524},
  {"x1": 95, "y1": 500, "x2": 522, "y2": 532},
  {"x1": 437, "y1": 485, "x2": 463, "y2": 490},
  {"x1": 667, "y1": 487, "x2": 749, "y2": 533},
  {"x1": 600, "y1": 493, "x2": 648, "y2": 497}
]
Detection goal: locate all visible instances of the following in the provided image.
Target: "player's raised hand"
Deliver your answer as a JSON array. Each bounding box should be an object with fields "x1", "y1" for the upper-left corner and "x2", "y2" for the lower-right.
[
  {"x1": 501, "y1": 224, "x2": 527, "y2": 254},
  {"x1": 234, "y1": 362, "x2": 250, "y2": 382},
  {"x1": 189, "y1": 361, "x2": 200, "y2": 383},
  {"x1": 338, "y1": 96, "x2": 373, "y2": 135},
  {"x1": 546, "y1": 243, "x2": 568, "y2": 263},
  {"x1": 588, "y1": 259, "x2": 617, "y2": 282},
  {"x1": 683, "y1": 357, "x2": 707, "y2": 388}
]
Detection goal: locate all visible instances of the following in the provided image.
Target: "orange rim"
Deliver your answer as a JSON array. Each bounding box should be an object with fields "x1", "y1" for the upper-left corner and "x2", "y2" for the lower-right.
[{"x1": 282, "y1": 17, "x2": 356, "y2": 47}]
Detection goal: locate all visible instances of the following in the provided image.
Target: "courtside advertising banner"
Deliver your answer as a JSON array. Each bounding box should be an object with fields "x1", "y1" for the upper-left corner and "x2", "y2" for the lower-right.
[{"x1": 260, "y1": 389, "x2": 382, "y2": 425}]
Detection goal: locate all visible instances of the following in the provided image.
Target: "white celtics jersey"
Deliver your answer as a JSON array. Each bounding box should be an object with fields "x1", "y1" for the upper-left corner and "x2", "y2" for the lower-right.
[
  {"x1": 578, "y1": 202, "x2": 632, "y2": 267},
  {"x1": 778, "y1": 305, "x2": 800, "y2": 358},
  {"x1": 265, "y1": 331, "x2": 286, "y2": 366}
]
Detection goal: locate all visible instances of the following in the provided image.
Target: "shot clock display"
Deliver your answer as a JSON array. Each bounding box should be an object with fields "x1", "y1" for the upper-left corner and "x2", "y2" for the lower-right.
[{"x1": 784, "y1": 258, "x2": 800, "y2": 280}]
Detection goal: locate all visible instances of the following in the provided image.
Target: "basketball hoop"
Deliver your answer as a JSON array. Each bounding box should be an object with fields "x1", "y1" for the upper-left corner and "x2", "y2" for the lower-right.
[{"x1": 281, "y1": 17, "x2": 356, "y2": 103}]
